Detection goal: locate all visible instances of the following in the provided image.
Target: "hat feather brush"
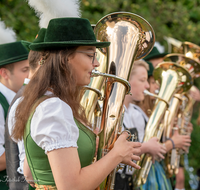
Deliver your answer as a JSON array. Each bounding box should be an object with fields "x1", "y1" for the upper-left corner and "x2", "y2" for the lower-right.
[
  {"x1": 0, "y1": 19, "x2": 16, "y2": 44},
  {"x1": 27, "y1": 0, "x2": 81, "y2": 28}
]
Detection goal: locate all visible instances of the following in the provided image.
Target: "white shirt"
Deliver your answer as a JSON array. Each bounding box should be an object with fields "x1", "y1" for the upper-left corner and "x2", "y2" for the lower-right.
[
  {"x1": 118, "y1": 103, "x2": 149, "y2": 175},
  {"x1": 0, "y1": 82, "x2": 16, "y2": 156},
  {"x1": 125, "y1": 103, "x2": 149, "y2": 143},
  {"x1": 8, "y1": 88, "x2": 79, "y2": 173},
  {"x1": 8, "y1": 78, "x2": 29, "y2": 174}
]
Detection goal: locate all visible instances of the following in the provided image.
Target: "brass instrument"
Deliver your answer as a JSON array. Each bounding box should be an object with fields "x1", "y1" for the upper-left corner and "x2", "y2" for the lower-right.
[
  {"x1": 162, "y1": 54, "x2": 200, "y2": 176},
  {"x1": 164, "y1": 94, "x2": 183, "y2": 177},
  {"x1": 82, "y1": 12, "x2": 155, "y2": 190},
  {"x1": 180, "y1": 93, "x2": 194, "y2": 138},
  {"x1": 164, "y1": 36, "x2": 182, "y2": 53},
  {"x1": 182, "y1": 42, "x2": 200, "y2": 63},
  {"x1": 133, "y1": 61, "x2": 192, "y2": 187},
  {"x1": 164, "y1": 37, "x2": 200, "y2": 64}
]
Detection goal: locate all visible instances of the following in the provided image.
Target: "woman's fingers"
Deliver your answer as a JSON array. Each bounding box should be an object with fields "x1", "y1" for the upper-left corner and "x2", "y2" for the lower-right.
[
  {"x1": 161, "y1": 144, "x2": 166, "y2": 151},
  {"x1": 132, "y1": 147, "x2": 142, "y2": 156},
  {"x1": 130, "y1": 141, "x2": 142, "y2": 148},
  {"x1": 160, "y1": 148, "x2": 166, "y2": 155},
  {"x1": 157, "y1": 153, "x2": 165, "y2": 159},
  {"x1": 183, "y1": 142, "x2": 191, "y2": 147},
  {"x1": 131, "y1": 154, "x2": 140, "y2": 162},
  {"x1": 120, "y1": 131, "x2": 129, "y2": 139},
  {"x1": 128, "y1": 160, "x2": 141, "y2": 170}
]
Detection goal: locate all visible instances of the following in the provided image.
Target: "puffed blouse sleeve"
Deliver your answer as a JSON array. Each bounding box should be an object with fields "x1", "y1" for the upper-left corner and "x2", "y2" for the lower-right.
[{"x1": 30, "y1": 97, "x2": 79, "y2": 154}]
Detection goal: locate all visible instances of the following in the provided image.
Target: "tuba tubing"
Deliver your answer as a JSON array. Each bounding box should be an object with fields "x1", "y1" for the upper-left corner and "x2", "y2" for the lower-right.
[{"x1": 163, "y1": 94, "x2": 183, "y2": 177}]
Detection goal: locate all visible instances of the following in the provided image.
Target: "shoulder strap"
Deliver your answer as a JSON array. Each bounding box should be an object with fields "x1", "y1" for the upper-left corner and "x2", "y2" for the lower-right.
[
  {"x1": 0, "y1": 92, "x2": 9, "y2": 120},
  {"x1": 123, "y1": 123, "x2": 128, "y2": 130}
]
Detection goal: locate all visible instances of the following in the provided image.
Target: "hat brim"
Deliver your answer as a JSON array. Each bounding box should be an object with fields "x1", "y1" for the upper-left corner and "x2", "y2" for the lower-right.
[
  {"x1": 144, "y1": 52, "x2": 168, "y2": 61},
  {"x1": 21, "y1": 40, "x2": 31, "y2": 51},
  {"x1": 29, "y1": 41, "x2": 110, "y2": 51},
  {"x1": 0, "y1": 54, "x2": 28, "y2": 66}
]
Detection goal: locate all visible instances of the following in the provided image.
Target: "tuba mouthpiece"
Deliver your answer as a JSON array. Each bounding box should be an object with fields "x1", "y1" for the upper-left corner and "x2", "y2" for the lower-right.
[{"x1": 91, "y1": 69, "x2": 101, "y2": 77}]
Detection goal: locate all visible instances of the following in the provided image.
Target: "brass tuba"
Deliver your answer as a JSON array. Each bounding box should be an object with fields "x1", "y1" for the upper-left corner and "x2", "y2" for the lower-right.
[
  {"x1": 133, "y1": 61, "x2": 192, "y2": 187},
  {"x1": 80, "y1": 12, "x2": 155, "y2": 190},
  {"x1": 162, "y1": 53, "x2": 200, "y2": 176},
  {"x1": 182, "y1": 42, "x2": 200, "y2": 63},
  {"x1": 164, "y1": 36, "x2": 182, "y2": 54}
]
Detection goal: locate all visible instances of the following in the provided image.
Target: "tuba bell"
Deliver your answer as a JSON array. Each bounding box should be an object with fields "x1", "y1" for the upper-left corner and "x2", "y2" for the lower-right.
[{"x1": 80, "y1": 12, "x2": 155, "y2": 190}]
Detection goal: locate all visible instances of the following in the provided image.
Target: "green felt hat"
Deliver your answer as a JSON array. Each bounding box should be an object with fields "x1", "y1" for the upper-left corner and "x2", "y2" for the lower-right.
[
  {"x1": 146, "y1": 61, "x2": 154, "y2": 77},
  {"x1": 29, "y1": 18, "x2": 110, "y2": 51},
  {"x1": 21, "y1": 28, "x2": 47, "y2": 51},
  {"x1": 144, "y1": 46, "x2": 167, "y2": 61},
  {"x1": 0, "y1": 41, "x2": 29, "y2": 67}
]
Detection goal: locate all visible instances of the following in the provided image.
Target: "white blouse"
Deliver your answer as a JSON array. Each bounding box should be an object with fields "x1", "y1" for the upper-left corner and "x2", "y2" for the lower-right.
[
  {"x1": 118, "y1": 103, "x2": 149, "y2": 175},
  {"x1": 124, "y1": 103, "x2": 149, "y2": 143},
  {"x1": 31, "y1": 97, "x2": 79, "y2": 154},
  {"x1": 9, "y1": 96, "x2": 79, "y2": 155}
]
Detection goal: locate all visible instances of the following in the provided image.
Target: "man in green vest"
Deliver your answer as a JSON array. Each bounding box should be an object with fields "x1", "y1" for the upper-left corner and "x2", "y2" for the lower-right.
[
  {"x1": 0, "y1": 41, "x2": 29, "y2": 189},
  {"x1": 5, "y1": 28, "x2": 46, "y2": 190}
]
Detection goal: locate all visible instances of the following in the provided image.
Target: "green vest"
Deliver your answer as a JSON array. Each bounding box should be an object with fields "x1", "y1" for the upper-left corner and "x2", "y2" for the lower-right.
[
  {"x1": 0, "y1": 92, "x2": 9, "y2": 190},
  {"x1": 24, "y1": 109, "x2": 96, "y2": 186}
]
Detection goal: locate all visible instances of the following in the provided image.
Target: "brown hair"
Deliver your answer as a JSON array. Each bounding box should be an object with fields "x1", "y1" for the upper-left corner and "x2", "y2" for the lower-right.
[
  {"x1": 0, "y1": 63, "x2": 14, "y2": 73},
  {"x1": 12, "y1": 47, "x2": 89, "y2": 141},
  {"x1": 28, "y1": 50, "x2": 42, "y2": 71}
]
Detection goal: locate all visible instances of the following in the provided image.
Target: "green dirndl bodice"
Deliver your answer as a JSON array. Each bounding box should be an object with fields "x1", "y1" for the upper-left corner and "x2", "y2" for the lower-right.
[{"x1": 24, "y1": 108, "x2": 96, "y2": 188}]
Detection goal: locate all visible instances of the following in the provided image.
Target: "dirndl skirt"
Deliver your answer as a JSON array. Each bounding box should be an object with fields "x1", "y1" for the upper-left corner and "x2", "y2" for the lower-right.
[{"x1": 140, "y1": 161, "x2": 172, "y2": 190}]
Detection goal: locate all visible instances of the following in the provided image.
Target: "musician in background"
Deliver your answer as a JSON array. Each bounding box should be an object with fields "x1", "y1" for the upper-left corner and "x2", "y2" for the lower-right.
[
  {"x1": 114, "y1": 60, "x2": 166, "y2": 190},
  {"x1": 0, "y1": 40, "x2": 29, "y2": 190},
  {"x1": 5, "y1": 28, "x2": 46, "y2": 190},
  {"x1": 134, "y1": 61, "x2": 172, "y2": 190},
  {"x1": 142, "y1": 61, "x2": 192, "y2": 190}
]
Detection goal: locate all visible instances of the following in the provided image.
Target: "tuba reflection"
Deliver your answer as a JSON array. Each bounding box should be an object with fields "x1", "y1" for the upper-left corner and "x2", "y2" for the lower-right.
[{"x1": 80, "y1": 12, "x2": 155, "y2": 190}]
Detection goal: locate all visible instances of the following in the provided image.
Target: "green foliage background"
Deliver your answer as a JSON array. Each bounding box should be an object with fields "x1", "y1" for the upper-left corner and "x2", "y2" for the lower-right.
[{"x1": 1, "y1": 0, "x2": 200, "y2": 189}]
